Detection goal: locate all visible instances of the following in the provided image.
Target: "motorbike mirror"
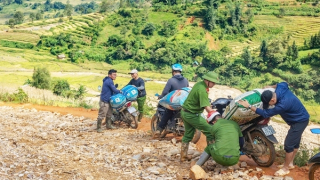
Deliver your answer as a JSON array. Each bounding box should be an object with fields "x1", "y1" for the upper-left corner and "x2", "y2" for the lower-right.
[
  {"x1": 155, "y1": 93, "x2": 160, "y2": 97},
  {"x1": 115, "y1": 84, "x2": 118, "y2": 88},
  {"x1": 98, "y1": 85, "x2": 101, "y2": 91},
  {"x1": 228, "y1": 95, "x2": 232, "y2": 99},
  {"x1": 208, "y1": 98, "x2": 212, "y2": 103}
]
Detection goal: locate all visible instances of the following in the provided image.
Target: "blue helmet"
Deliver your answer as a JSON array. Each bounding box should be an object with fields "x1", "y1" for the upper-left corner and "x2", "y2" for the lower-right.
[{"x1": 172, "y1": 63, "x2": 183, "y2": 72}]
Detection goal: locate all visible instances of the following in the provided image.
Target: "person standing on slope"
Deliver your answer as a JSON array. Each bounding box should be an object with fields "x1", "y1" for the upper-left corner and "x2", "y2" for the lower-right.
[
  {"x1": 96, "y1": 69, "x2": 121, "y2": 133},
  {"x1": 127, "y1": 69, "x2": 146, "y2": 122},
  {"x1": 180, "y1": 71, "x2": 219, "y2": 162}
]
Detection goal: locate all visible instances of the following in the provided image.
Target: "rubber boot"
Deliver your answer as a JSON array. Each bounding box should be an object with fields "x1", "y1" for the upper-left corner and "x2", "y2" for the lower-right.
[
  {"x1": 138, "y1": 113, "x2": 143, "y2": 122},
  {"x1": 97, "y1": 119, "x2": 103, "y2": 133},
  {"x1": 106, "y1": 118, "x2": 116, "y2": 129},
  {"x1": 196, "y1": 151, "x2": 210, "y2": 166},
  {"x1": 180, "y1": 142, "x2": 191, "y2": 162}
]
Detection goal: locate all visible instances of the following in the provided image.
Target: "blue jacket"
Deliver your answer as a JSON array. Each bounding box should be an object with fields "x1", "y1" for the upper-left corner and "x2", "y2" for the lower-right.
[
  {"x1": 159, "y1": 74, "x2": 189, "y2": 99},
  {"x1": 256, "y1": 82, "x2": 309, "y2": 125},
  {"x1": 100, "y1": 77, "x2": 120, "y2": 102}
]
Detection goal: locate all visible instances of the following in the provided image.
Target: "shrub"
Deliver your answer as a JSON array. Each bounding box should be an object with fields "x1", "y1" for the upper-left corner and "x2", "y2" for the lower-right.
[
  {"x1": 53, "y1": 80, "x2": 70, "y2": 96},
  {"x1": 31, "y1": 67, "x2": 51, "y2": 89},
  {"x1": 0, "y1": 88, "x2": 28, "y2": 103},
  {"x1": 142, "y1": 23, "x2": 156, "y2": 36}
]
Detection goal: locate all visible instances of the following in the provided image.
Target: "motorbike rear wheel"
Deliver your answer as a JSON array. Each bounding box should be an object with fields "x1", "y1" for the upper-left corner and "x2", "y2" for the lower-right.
[
  {"x1": 309, "y1": 163, "x2": 320, "y2": 180},
  {"x1": 250, "y1": 131, "x2": 276, "y2": 167},
  {"x1": 124, "y1": 111, "x2": 138, "y2": 129}
]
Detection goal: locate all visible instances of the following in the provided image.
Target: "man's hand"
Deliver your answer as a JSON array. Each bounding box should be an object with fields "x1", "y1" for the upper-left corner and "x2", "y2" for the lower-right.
[
  {"x1": 205, "y1": 106, "x2": 213, "y2": 113},
  {"x1": 237, "y1": 99, "x2": 250, "y2": 108}
]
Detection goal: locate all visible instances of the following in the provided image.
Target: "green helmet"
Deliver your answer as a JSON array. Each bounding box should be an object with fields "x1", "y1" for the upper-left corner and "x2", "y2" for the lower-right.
[{"x1": 202, "y1": 72, "x2": 220, "y2": 83}]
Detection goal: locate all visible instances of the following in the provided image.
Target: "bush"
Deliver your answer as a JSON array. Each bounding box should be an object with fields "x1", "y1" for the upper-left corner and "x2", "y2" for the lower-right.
[
  {"x1": 53, "y1": 80, "x2": 70, "y2": 96},
  {"x1": 0, "y1": 88, "x2": 28, "y2": 103},
  {"x1": 142, "y1": 23, "x2": 156, "y2": 36},
  {"x1": 31, "y1": 67, "x2": 51, "y2": 89}
]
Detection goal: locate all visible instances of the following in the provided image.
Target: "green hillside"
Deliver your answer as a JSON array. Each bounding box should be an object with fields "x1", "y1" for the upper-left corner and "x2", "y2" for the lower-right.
[{"x1": 0, "y1": 0, "x2": 320, "y2": 122}]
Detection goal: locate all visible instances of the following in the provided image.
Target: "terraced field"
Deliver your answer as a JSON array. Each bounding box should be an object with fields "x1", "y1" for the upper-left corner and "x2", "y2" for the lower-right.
[
  {"x1": 0, "y1": 13, "x2": 104, "y2": 45},
  {"x1": 254, "y1": 15, "x2": 320, "y2": 45}
]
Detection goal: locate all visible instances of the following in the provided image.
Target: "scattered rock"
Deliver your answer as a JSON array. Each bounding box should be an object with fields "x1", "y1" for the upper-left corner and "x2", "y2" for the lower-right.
[
  {"x1": 240, "y1": 162, "x2": 247, "y2": 168},
  {"x1": 190, "y1": 165, "x2": 208, "y2": 180}
]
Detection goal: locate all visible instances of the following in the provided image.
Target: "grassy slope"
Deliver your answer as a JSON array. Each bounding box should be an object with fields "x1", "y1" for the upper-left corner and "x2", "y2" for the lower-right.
[
  {"x1": 0, "y1": 0, "x2": 102, "y2": 24},
  {"x1": 0, "y1": 3, "x2": 320, "y2": 121}
]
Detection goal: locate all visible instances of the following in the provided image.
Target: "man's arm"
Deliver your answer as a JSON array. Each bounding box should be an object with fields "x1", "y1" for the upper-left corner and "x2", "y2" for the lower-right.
[
  {"x1": 159, "y1": 79, "x2": 172, "y2": 99},
  {"x1": 108, "y1": 81, "x2": 120, "y2": 94},
  {"x1": 238, "y1": 99, "x2": 284, "y2": 118},
  {"x1": 136, "y1": 78, "x2": 145, "y2": 91}
]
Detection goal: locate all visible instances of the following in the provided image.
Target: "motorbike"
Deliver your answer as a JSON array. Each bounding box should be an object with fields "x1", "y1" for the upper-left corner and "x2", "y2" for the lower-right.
[
  {"x1": 98, "y1": 84, "x2": 139, "y2": 129},
  {"x1": 111, "y1": 100, "x2": 139, "y2": 129},
  {"x1": 150, "y1": 95, "x2": 201, "y2": 144},
  {"x1": 308, "y1": 128, "x2": 320, "y2": 180},
  {"x1": 211, "y1": 96, "x2": 278, "y2": 167}
]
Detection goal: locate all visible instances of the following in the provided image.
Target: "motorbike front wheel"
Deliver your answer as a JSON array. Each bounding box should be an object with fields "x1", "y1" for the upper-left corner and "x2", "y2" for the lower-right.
[
  {"x1": 250, "y1": 131, "x2": 276, "y2": 167},
  {"x1": 124, "y1": 111, "x2": 138, "y2": 129},
  {"x1": 151, "y1": 113, "x2": 166, "y2": 137},
  {"x1": 309, "y1": 163, "x2": 320, "y2": 180}
]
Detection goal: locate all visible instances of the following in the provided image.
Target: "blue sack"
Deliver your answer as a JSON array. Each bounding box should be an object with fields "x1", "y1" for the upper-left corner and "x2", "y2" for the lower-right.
[
  {"x1": 121, "y1": 85, "x2": 138, "y2": 101},
  {"x1": 110, "y1": 93, "x2": 127, "y2": 110},
  {"x1": 159, "y1": 87, "x2": 192, "y2": 110}
]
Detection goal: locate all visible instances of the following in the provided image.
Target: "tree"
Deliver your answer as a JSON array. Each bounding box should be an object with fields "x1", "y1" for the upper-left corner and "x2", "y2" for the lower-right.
[
  {"x1": 8, "y1": 18, "x2": 15, "y2": 28},
  {"x1": 242, "y1": 47, "x2": 252, "y2": 66},
  {"x1": 259, "y1": 40, "x2": 268, "y2": 59},
  {"x1": 35, "y1": 12, "x2": 42, "y2": 20},
  {"x1": 13, "y1": 11, "x2": 24, "y2": 24},
  {"x1": 100, "y1": 0, "x2": 115, "y2": 13},
  {"x1": 14, "y1": 0, "x2": 23, "y2": 4},
  {"x1": 29, "y1": 12, "x2": 35, "y2": 23},
  {"x1": 279, "y1": 8, "x2": 285, "y2": 18},
  {"x1": 202, "y1": 50, "x2": 225, "y2": 70},
  {"x1": 64, "y1": 2, "x2": 73, "y2": 16},
  {"x1": 291, "y1": 41, "x2": 298, "y2": 61},
  {"x1": 53, "y1": 80, "x2": 70, "y2": 95},
  {"x1": 205, "y1": 6, "x2": 217, "y2": 31},
  {"x1": 142, "y1": 23, "x2": 156, "y2": 36},
  {"x1": 31, "y1": 67, "x2": 51, "y2": 89}
]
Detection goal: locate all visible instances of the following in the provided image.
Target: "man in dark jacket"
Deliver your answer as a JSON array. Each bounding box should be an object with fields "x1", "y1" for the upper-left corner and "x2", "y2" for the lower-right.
[
  {"x1": 96, "y1": 69, "x2": 121, "y2": 133},
  {"x1": 238, "y1": 82, "x2": 309, "y2": 176},
  {"x1": 127, "y1": 69, "x2": 146, "y2": 122},
  {"x1": 154, "y1": 64, "x2": 189, "y2": 136}
]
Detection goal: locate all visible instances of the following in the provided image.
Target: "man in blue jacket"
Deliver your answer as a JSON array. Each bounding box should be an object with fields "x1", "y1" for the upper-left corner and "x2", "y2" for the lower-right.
[
  {"x1": 238, "y1": 82, "x2": 309, "y2": 176},
  {"x1": 154, "y1": 64, "x2": 189, "y2": 137},
  {"x1": 96, "y1": 69, "x2": 121, "y2": 133}
]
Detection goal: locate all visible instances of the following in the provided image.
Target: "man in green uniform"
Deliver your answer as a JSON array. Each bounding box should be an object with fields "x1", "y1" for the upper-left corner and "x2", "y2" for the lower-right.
[
  {"x1": 180, "y1": 71, "x2": 219, "y2": 162},
  {"x1": 127, "y1": 69, "x2": 146, "y2": 122},
  {"x1": 195, "y1": 111, "x2": 243, "y2": 166}
]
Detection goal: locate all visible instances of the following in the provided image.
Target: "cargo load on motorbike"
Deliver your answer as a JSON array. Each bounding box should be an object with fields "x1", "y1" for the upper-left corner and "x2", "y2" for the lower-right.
[
  {"x1": 110, "y1": 93, "x2": 127, "y2": 110},
  {"x1": 121, "y1": 85, "x2": 138, "y2": 101},
  {"x1": 223, "y1": 88, "x2": 275, "y2": 125},
  {"x1": 159, "y1": 87, "x2": 191, "y2": 111}
]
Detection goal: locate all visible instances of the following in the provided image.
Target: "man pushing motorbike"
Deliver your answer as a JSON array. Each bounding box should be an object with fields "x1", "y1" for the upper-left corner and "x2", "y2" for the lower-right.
[
  {"x1": 180, "y1": 71, "x2": 219, "y2": 162},
  {"x1": 238, "y1": 82, "x2": 309, "y2": 176}
]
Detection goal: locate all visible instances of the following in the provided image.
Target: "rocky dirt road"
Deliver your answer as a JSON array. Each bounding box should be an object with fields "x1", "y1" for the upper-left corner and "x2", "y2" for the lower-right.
[{"x1": 0, "y1": 103, "x2": 319, "y2": 179}]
